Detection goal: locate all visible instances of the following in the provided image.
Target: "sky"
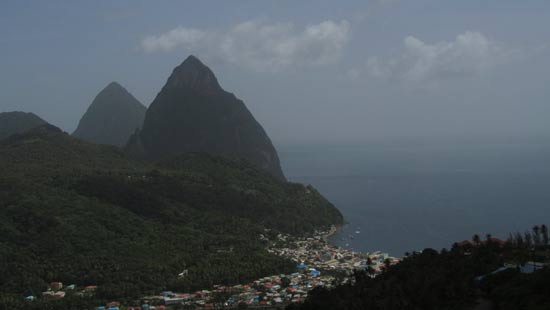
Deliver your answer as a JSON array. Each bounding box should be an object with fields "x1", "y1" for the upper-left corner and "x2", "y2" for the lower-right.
[{"x1": 1, "y1": 0, "x2": 550, "y2": 144}]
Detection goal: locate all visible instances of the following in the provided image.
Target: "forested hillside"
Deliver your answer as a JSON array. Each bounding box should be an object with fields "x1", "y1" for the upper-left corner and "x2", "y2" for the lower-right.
[{"x1": 0, "y1": 125, "x2": 342, "y2": 301}]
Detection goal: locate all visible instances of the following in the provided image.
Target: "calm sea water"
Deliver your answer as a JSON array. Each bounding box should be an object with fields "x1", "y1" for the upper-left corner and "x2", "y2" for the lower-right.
[{"x1": 279, "y1": 137, "x2": 550, "y2": 256}]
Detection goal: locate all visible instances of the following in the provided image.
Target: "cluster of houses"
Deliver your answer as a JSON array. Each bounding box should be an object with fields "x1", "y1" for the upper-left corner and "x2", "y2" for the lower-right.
[
  {"x1": 147, "y1": 272, "x2": 336, "y2": 308},
  {"x1": 266, "y1": 227, "x2": 400, "y2": 276},
  {"x1": 25, "y1": 282, "x2": 98, "y2": 302},
  {"x1": 94, "y1": 228, "x2": 399, "y2": 309}
]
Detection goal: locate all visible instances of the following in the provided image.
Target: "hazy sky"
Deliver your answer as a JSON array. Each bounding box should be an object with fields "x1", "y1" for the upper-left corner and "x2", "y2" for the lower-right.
[{"x1": 1, "y1": 0, "x2": 550, "y2": 143}]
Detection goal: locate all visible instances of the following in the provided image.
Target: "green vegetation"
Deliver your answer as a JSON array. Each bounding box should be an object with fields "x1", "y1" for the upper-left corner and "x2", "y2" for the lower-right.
[
  {"x1": 290, "y1": 226, "x2": 550, "y2": 310},
  {"x1": 0, "y1": 125, "x2": 343, "y2": 305}
]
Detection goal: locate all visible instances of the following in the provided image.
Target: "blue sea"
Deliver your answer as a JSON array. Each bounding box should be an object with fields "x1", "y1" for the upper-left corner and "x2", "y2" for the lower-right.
[{"x1": 279, "y1": 137, "x2": 550, "y2": 257}]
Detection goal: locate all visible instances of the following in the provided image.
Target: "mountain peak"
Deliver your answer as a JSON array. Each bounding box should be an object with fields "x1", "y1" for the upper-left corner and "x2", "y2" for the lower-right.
[
  {"x1": 132, "y1": 56, "x2": 286, "y2": 180},
  {"x1": 73, "y1": 82, "x2": 146, "y2": 147},
  {"x1": 99, "y1": 81, "x2": 131, "y2": 98},
  {"x1": 104, "y1": 81, "x2": 124, "y2": 90},
  {"x1": 0, "y1": 111, "x2": 49, "y2": 140},
  {"x1": 165, "y1": 55, "x2": 222, "y2": 92}
]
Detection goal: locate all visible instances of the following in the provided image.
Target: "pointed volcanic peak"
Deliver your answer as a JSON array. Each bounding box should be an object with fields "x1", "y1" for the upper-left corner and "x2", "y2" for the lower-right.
[
  {"x1": 73, "y1": 82, "x2": 147, "y2": 147},
  {"x1": 164, "y1": 55, "x2": 222, "y2": 93},
  {"x1": 130, "y1": 55, "x2": 286, "y2": 180},
  {"x1": 0, "y1": 111, "x2": 48, "y2": 140}
]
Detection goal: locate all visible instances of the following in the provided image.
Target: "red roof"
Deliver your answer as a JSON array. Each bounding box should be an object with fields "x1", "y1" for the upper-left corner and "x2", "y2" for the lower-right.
[
  {"x1": 456, "y1": 240, "x2": 472, "y2": 247},
  {"x1": 486, "y1": 237, "x2": 507, "y2": 247}
]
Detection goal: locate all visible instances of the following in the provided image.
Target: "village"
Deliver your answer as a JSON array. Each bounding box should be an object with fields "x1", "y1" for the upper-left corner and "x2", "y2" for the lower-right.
[{"x1": 33, "y1": 226, "x2": 400, "y2": 309}]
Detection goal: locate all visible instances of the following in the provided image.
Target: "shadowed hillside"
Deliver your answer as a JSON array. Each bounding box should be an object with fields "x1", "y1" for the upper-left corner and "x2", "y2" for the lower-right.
[{"x1": 0, "y1": 125, "x2": 342, "y2": 301}]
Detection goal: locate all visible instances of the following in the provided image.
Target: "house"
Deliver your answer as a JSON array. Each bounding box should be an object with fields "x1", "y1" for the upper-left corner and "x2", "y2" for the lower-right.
[
  {"x1": 309, "y1": 270, "x2": 321, "y2": 276},
  {"x1": 520, "y1": 261, "x2": 547, "y2": 274},
  {"x1": 164, "y1": 297, "x2": 185, "y2": 305},
  {"x1": 42, "y1": 291, "x2": 55, "y2": 298},
  {"x1": 160, "y1": 291, "x2": 174, "y2": 297},
  {"x1": 50, "y1": 282, "x2": 63, "y2": 290},
  {"x1": 107, "y1": 301, "x2": 120, "y2": 308},
  {"x1": 53, "y1": 291, "x2": 65, "y2": 298}
]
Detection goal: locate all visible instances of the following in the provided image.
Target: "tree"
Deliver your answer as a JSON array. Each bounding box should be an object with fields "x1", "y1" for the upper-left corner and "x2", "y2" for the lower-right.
[
  {"x1": 524, "y1": 231, "x2": 533, "y2": 248},
  {"x1": 384, "y1": 258, "x2": 392, "y2": 271},
  {"x1": 533, "y1": 225, "x2": 541, "y2": 246},
  {"x1": 514, "y1": 232, "x2": 524, "y2": 248},
  {"x1": 541, "y1": 224, "x2": 549, "y2": 246},
  {"x1": 366, "y1": 257, "x2": 373, "y2": 266},
  {"x1": 281, "y1": 277, "x2": 291, "y2": 288},
  {"x1": 472, "y1": 234, "x2": 481, "y2": 246}
]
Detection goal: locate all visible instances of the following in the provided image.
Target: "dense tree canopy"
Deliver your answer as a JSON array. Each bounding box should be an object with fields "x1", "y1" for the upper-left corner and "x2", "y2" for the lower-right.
[{"x1": 0, "y1": 126, "x2": 343, "y2": 305}]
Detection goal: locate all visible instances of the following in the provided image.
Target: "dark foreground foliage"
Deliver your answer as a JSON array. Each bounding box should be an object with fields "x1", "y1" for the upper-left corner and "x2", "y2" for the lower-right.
[{"x1": 290, "y1": 231, "x2": 550, "y2": 310}]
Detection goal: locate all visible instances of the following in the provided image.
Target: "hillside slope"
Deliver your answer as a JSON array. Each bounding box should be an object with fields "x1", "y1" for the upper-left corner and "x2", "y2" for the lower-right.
[
  {"x1": 0, "y1": 111, "x2": 47, "y2": 140},
  {"x1": 0, "y1": 125, "x2": 342, "y2": 298}
]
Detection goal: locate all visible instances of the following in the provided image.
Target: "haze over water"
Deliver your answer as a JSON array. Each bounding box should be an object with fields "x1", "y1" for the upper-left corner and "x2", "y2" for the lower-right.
[{"x1": 280, "y1": 136, "x2": 550, "y2": 256}]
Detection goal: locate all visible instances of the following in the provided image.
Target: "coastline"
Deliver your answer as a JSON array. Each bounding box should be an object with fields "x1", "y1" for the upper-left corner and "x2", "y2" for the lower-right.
[{"x1": 323, "y1": 224, "x2": 341, "y2": 243}]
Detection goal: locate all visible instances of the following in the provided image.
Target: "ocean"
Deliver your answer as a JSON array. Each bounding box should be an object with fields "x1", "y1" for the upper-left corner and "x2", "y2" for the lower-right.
[{"x1": 279, "y1": 137, "x2": 550, "y2": 257}]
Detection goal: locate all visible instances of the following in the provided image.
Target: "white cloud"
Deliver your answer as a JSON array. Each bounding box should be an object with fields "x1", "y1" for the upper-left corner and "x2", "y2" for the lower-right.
[
  {"x1": 141, "y1": 27, "x2": 208, "y2": 53},
  {"x1": 141, "y1": 19, "x2": 351, "y2": 72},
  {"x1": 366, "y1": 31, "x2": 518, "y2": 82}
]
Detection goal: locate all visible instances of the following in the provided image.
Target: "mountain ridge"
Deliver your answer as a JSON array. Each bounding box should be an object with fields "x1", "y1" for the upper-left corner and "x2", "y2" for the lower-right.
[{"x1": 0, "y1": 111, "x2": 48, "y2": 140}]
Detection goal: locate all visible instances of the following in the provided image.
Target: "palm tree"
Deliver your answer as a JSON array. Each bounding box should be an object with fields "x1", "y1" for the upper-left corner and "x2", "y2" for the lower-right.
[
  {"x1": 541, "y1": 224, "x2": 549, "y2": 247},
  {"x1": 533, "y1": 225, "x2": 541, "y2": 246},
  {"x1": 525, "y1": 231, "x2": 533, "y2": 248},
  {"x1": 472, "y1": 234, "x2": 481, "y2": 246}
]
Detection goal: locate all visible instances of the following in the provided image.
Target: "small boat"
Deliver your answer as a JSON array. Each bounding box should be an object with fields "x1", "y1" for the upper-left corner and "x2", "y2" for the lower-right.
[{"x1": 355, "y1": 230, "x2": 361, "y2": 234}]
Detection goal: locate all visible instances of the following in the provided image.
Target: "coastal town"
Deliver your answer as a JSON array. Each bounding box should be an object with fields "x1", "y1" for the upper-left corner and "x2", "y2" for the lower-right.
[{"x1": 34, "y1": 226, "x2": 400, "y2": 309}]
